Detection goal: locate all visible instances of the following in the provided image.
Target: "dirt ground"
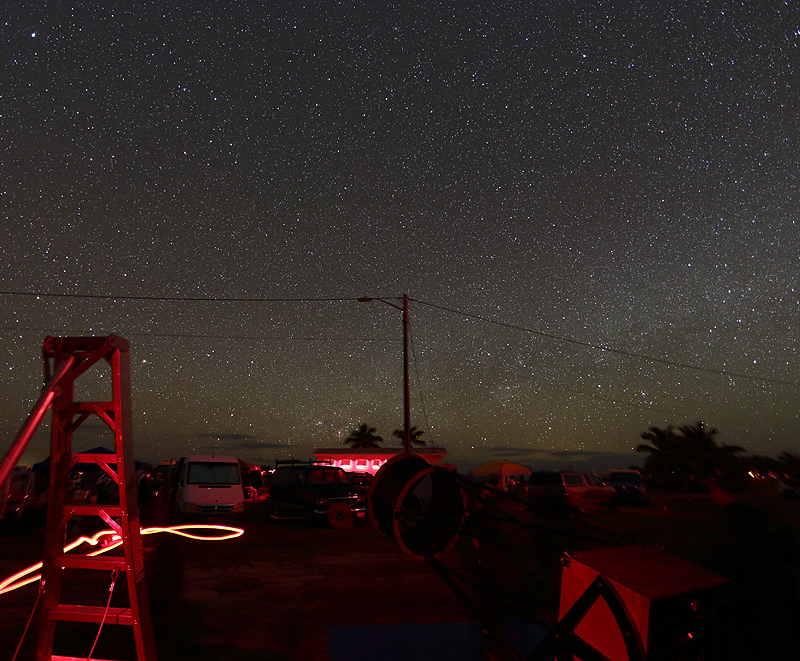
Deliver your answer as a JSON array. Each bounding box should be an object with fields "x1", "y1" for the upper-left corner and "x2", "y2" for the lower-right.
[
  {"x1": 0, "y1": 506, "x2": 478, "y2": 661},
  {"x1": 1, "y1": 490, "x2": 799, "y2": 661}
]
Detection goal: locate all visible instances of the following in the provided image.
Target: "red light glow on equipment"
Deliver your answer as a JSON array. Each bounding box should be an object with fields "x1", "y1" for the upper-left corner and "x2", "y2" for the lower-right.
[{"x1": 0, "y1": 524, "x2": 244, "y2": 595}]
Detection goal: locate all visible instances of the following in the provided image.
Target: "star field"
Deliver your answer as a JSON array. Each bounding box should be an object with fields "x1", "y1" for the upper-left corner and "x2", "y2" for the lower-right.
[{"x1": 2, "y1": 1, "x2": 800, "y2": 470}]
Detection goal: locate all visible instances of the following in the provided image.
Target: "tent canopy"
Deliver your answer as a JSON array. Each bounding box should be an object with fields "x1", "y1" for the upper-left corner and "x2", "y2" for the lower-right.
[{"x1": 31, "y1": 446, "x2": 150, "y2": 474}]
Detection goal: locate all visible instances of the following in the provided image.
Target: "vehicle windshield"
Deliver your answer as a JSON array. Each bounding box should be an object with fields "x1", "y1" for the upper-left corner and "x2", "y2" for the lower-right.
[
  {"x1": 187, "y1": 462, "x2": 241, "y2": 485},
  {"x1": 307, "y1": 467, "x2": 350, "y2": 485}
]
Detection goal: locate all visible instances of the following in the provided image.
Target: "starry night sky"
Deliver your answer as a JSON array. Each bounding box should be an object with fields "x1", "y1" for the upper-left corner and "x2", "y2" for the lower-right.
[{"x1": 3, "y1": 1, "x2": 800, "y2": 471}]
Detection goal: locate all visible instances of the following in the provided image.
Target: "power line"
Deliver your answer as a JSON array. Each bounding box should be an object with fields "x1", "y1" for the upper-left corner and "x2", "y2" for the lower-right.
[
  {"x1": 0, "y1": 291, "x2": 357, "y2": 303},
  {"x1": 2, "y1": 289, "x2": 796, "y2": 388},
  {"x1": 0, "y1": 326, "x2": 395, "y2": 343},
  {"x1": 411, "y1": 297, "x2": 800, "y2": 388}
]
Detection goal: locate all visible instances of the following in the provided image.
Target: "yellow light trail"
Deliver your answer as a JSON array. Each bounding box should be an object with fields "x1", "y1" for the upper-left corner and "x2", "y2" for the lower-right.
[{"x1": 0, "y1": 524, "x2": 245, "y2": 595}]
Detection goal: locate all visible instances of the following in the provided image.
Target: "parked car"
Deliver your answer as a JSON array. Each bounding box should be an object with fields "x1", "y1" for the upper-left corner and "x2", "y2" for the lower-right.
[
  {"x1": 526, "y1": 471, "x2": 615, "y2": 513},
  {"x1": 582, "y1": 473, "x2": 618, "y2": 509},
  {"x1": 347, "y1": 471, "x2": 374, "y2": 498},
  {"x1": 603, "y1": 469, "x2": 649, "y2": 506},
  {"x1": 267, "y1": 464, "x2": 365, "y2": 525}
]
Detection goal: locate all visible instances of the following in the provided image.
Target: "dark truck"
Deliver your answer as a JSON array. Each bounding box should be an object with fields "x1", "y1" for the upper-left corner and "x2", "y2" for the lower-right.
[{"x1": 266, "y1": 464, "x2": 365, "y2": 525}]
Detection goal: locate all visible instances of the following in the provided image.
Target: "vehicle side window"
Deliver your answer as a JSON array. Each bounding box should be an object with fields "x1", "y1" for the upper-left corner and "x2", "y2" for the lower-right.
[
  {"x1": 529, "y1": 473, "x2": 563, "y2": 487},
  {"x1": 563, "y1": 474, "x2": 584, "y2": 486}
]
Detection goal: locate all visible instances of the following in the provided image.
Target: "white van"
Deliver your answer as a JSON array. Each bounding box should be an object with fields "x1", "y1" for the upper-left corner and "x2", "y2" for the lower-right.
[{"x1": 173, "y1": 455, "x2": 245, "y2": 517}]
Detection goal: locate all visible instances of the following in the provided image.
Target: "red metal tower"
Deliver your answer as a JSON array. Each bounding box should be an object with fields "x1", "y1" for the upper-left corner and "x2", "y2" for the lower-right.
[{"x1": 0, "y1": 335, "x2": 157, "y2": 661}]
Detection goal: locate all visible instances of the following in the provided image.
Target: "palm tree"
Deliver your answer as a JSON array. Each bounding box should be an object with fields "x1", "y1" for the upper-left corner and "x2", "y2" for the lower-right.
[
  {"x1": 777, "y1": 451, "x2": 800, "y2": 477},
  {"x1": 713, "y1": 442, "x2": 747, "y2": 475},
  {"x1": 638, "y1": 421, "x2": 746, "y2": 488},
  {"x1": 677, "y1": 421, "x2": 720, "y2": 481},
  {"x1": 344, "y1": 424, "x2": 384, "y2": 449},
  {"x1": 636, "y1": 425, "x2": 680, "y2": 481},
  {"x1": 392, "y1": 426, "x2": 427, "y2": 447}
]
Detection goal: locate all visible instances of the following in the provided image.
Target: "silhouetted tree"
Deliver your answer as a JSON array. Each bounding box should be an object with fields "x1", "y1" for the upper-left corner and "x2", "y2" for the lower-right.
[
  {"x1": 677, "y1": 421, "x2": 721, "y2": 480},
  {"x1": 713, "y1": 442, "x2": 747, "y2": 477},
  {"x1": 344, "y1": 424, "x2": 384, "y2": 449},
  {"x1": 392, "y1": 425, "x2": 427, "y2": 447},
  {"x1": 637, "y1": 421, "x2": 745, "y2": 489},
  {"x1": 739, "y1": 454, "x2": 782, "y2": 478},
  {"x1": 636, "y1": 425, "x2": 681, "y2": 481},
  {"x1": 778, "y1": 451, "x2": 800, "y2": 477}
]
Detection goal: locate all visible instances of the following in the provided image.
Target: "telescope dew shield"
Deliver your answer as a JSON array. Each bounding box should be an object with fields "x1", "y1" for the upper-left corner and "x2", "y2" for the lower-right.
[{"x1": 367, "y1": 453, "x2": 466, "y2": 560}]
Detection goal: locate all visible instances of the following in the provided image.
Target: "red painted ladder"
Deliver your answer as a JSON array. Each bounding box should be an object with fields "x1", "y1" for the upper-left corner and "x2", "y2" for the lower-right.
[{"x1": 32, "y1": 336, "x2": 157, "y2": 661}]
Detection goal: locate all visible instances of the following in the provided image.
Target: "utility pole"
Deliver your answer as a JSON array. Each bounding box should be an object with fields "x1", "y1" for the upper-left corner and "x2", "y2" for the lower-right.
[
  {"x1": 358, "y1": 294, "x2": 413, "y2": 454},
  {"x1": 401, "y1": 294, "x2": 411, "y2": 454}
]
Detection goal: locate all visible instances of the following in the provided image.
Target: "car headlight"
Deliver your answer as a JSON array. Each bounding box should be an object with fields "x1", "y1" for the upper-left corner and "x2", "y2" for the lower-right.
[{"x1": 315, "y1": 498, "x2": 328, "y2": 507}]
